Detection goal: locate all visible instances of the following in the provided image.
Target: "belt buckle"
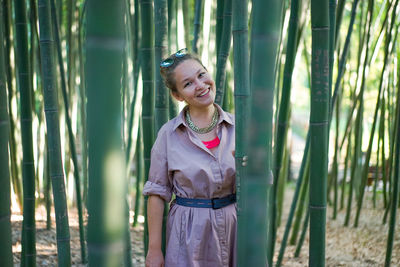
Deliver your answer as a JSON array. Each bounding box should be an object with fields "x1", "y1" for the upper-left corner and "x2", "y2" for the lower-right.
[{"x1": 211, "y1": 197, "x2": 221, "y2": 209}]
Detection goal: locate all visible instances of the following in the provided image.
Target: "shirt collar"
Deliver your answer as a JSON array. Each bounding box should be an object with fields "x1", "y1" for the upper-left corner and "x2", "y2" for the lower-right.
[{"x1": 172, "y1": 104, "x2": 234, "y2": 131}]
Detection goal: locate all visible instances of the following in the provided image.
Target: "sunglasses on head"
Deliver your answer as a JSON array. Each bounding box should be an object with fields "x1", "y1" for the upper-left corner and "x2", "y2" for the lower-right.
[{"x1": 160, "y1": 48, "x2": 188, "y2": 68}]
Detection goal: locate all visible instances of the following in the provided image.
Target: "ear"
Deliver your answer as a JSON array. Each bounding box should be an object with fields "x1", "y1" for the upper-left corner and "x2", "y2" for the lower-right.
[{"x1": 171, "y1": 91, "x2": 184, "y2": 102}]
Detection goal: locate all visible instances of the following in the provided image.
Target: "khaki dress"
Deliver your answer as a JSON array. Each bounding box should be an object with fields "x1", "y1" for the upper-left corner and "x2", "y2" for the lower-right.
[{"x1": 143, "y1": 104, "x2": 236, "y2": 267}]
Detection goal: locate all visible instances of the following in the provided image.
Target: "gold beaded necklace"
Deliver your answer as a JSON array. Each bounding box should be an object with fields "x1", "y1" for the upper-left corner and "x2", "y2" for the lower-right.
[{"x1": 185, "y1": 106, "x2": 219, "y2": 134}]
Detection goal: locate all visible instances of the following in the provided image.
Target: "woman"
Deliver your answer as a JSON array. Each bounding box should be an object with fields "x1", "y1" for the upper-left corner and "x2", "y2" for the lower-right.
[{"x1": 143, "y1": 49, "x2": 236, "y2": 267}]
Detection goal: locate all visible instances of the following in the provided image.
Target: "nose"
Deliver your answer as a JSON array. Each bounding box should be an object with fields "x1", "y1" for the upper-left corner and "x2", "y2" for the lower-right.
[{"x1": 194, "y1": 78, "x2": 205, "y2": 90}]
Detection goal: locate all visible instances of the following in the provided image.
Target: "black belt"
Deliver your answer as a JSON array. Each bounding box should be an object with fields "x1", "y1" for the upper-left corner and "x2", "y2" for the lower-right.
[{"x1": 175, "y1": 194, "x2": 236, "y2": 209}]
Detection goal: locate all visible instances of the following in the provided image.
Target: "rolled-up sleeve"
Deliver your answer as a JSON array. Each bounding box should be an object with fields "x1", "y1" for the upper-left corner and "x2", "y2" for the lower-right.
[{"x1": 143, "y1": 127, "x2": 172, "y2": 202}]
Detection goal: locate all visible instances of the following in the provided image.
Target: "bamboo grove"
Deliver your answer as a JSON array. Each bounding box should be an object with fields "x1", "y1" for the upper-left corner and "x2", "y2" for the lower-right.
[{"x1": 0, "y1": 0, "x2": 400, "y2": 266}]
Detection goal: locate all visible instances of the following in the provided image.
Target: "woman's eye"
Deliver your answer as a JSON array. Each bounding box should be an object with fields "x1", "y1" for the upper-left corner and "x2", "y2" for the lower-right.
[
  {"x1": 199, "y1": 72, "x2": 205, "y2": 78},
  {"x1": 184, "y1": 82, "x2": 191, "y2": 88}
]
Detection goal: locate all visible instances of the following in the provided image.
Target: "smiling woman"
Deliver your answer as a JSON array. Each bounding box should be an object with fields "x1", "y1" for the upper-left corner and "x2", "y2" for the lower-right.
[{"x1": 144, "y1": 50, "x2": 236, "y2": 267}]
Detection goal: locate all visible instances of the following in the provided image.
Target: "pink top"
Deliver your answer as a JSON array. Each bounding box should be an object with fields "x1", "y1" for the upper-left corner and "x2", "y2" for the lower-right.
[
  {"x1": 143, "y1": 104, "x2": 236, "y2": 267},
  {"x1": 202, "y1": 136, "x2": 221, "y2": 149}
]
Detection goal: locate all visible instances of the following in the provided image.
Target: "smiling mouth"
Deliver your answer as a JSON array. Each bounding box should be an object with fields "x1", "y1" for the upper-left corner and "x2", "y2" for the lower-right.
[{"x1": 198, "y1": 88, "x2": 210, "y2": 97}]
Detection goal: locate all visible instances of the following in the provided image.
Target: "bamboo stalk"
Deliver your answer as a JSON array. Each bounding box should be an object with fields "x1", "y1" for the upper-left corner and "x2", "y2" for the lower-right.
[
  {"x1": 384, "y1": 49, "x2": 400, "y2": 267},
  {"x1": 309, "y1": 1, "x2": 330, "y2": 266},
  {"x1": 294, "y1": 206, "x2": 309, "y2": 258},
  {"x1": 37, "y1": 0, "x2": 73, "y2": 264},
  {"x1": 290, "y1": 157, "x2": 310, "y2": 245},
  {"x1": 44, "y1": 140, "x2": 52, "y2": 230},
  {"x1": 340, "y1": 128, "x2": 352, "y2": 210},
  {"x1": 154, "y1": 0, "x2": 169, "y2": 255},
  {"x1": 328, "y1": 0, "x2": 336, "y2": 103},
  {"x1": 182, "y1": 0, "x2": 190, "y2": 48},
  {"x1": 248, "y1": 0, "x2": 282, "y2": 265},
  {"x1": 14, "y1": 0, "x2": 37, "y2": 264},
  {"x1": 0, "y1": 1, "x2": 13, "y2": 263},
  {"x1": 192, "y1": 0, "x2": 202, "y2": 53},
  {"x1": 86, "y1": 0, "x2": 127, "y2": 264},
  {"x1": 214, "y1": 0, "x2": 232, "y2": 107},
  {"x1": 232, "y1": 0, "x2": 250, "y2": 264},
  {"x1": 331, "y1": 0, "x2": 360, "y2": 118},
  {"x1": 331, "y1": 87, "x2": 341, "y2": 219},
  {"x1": 140, "y1": 0, "x2": 155, "y2": 255},
  {"x1": 216, "y1": 0, "x2": 224, "y2": 55},
  {"x1": 379, "y1": 95, "x2": 388, "y2": 208},
  {"x1": 77, "y1": 1, "x2": 88, "y2": 206}
]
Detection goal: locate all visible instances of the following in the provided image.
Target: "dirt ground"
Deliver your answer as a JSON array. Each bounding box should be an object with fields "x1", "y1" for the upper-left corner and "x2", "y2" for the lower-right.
[{"x1": 11, "y1": 190, "x2": 400, "y2": 266}]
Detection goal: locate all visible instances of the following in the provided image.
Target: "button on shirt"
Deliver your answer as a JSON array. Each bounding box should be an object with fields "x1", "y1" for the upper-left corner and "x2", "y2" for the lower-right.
[{"x1": 143, "y1": 104, "x2": 236, "y2": 267}]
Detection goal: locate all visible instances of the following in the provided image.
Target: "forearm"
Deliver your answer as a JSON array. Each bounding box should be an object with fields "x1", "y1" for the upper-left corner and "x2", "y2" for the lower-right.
[{"x1": 147, "y1": 195, "x2": 165, "y2": 250}]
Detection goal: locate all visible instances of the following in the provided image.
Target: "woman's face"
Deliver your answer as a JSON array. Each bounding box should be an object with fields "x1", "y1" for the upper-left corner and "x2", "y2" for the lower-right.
[{"x1": 172, "y1": 59, "x2": 216, "y2": 109}]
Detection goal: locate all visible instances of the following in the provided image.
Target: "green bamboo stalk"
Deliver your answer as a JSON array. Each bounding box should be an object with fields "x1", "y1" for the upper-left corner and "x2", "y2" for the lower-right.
[
  {"x1": 383, "y1": 65, "x2": 400, "y2": 225},
  {"x1": 273, "y1": 0, "x2": 301, "y2": 190},
  {"x1": 294, "y1": 206, "x2": 309, "y2": 258},
  {"x1": 271, "y1": 0, "x2": 302, "y2": 258},
  {"x1": 77, "y1": 1, "x2": 88, "y2": 206},
  {"x1": 276, "y1": 134, "x2": 310, "y2": 267},
  {"x1": 222, "y1": 63, "x2": 234, "y2": 112},
  {"x1": 86, "y1": 0, "x2": 126, "y2": 265},
  {"x1": 277, "y1": 143, "x2": 289, "y2": 226},
  {"x1": 309, "y1": 1, "x2": 330, "y2": 266},
  {"x1": 140, "y1": 0, "x2": 155, "y2": 255},
  {"x1": 154, "y1": 0, "x2": 169, "y2": 255},
  {"x1": 290, "y1": 158, "x2": 310, "y2": 245},
  {"x1": 182, "y1": 0, "x2": 190, "y2": 48},
  {"x1": 0, "y1": 1, "x2": 13, "y2": 263},
  {"x1": 328, "y1": 0, "x2": 335, "y2": 103},
  {"x1": 192, "y1": 0, "x2": 202, "y2": 53},
  {"x1": 379, "y1": 96, "x2": 387, "y2": 208},
  {"x1": 331, "y1": 87, "x2": 341, "y2": 219},
  {"x1": 49, "y1": 0, "x2": 86, "y2": 261},
  {"x1": 122, "y1": 49, "x2": 128, "y2": 144},
  {"x1": 123, "y1": 22, "x2": 134, "y2": 263},
  {"x1": 214, "y1": 0, "x2": 232, "y2": 107},
  {"x1": 154, "y1": 0, "x2": 169, "y2": 132},
  {"x1": 373, "y1": 129, "x2": 380, "y2": 208},
  {"x1": 344, "y1": 104, "x2": 362, "y2": 226},
  {"x1": 167, "y1": 0, "x2": 178, "y2": 119},
  {"x1": 384, "y1": 52, "x2": 400, "y2": 267},
  {"x1": 66, "y1": 0, "x2": 75, "y2": 99},
  {"x1": 249, "y1": 1, "x2": 282, "y2": 266},
  {"x1": 14, "y1": 0, "x2": 37, "y2": 264},
  {"x1": 37, "y1": 1, "x2": 72, "y2": 265},
  {"x1": 44, "y1": 140, "x2": 52, "y2": 230},
  {"x1": 216, "y1": 0, "x2": 224, "y2": 55},
  {"x1": 232, "y1": 0, "x2": 250, "y2": 264},
  {"x1": 340, "y1": 127, "x2": 352, "y2": 210},
  {"x1": 121, "y1": 13, "x2": 133, "y2": 263},
  {"x1": 331, "y1": 0, "x2": 359, "y2": 117}
]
